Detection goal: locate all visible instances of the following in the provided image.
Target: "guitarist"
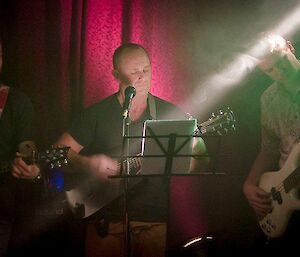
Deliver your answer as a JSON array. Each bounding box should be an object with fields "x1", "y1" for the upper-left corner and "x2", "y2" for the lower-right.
[
  {"x1": 243, "y1": 33, "x2": 300, "y2": 256},
  {"x1": 55, "y1": 43, "x2": 208, "y2": 257},
  {"x1": 0, "y1": 37, "x2": 41, "y2": 256}
]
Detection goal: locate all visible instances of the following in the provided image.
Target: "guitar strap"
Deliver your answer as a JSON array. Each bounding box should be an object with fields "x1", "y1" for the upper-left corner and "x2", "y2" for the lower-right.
[
  {"x1": 148, "y1": 93, "x2": 157, "y2": 120},
  {"x1": 0, "y1": 84, "x2": 10, "y2": 119}
]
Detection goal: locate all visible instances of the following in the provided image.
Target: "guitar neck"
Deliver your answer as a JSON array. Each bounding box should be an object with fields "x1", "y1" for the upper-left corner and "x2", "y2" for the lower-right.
[
  {"x1": 0, "y1": 146, "x2": 70, "y2": 174},
  {"x1": 284, "y1": 166, "x2": 300, "y2": 192},
  {"x1": 118, "y1": 155, "x2": 142, "y2": 175}
]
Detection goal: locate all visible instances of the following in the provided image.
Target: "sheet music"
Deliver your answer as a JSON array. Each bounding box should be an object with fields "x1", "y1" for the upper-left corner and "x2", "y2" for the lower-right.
[{"x1": 141, "y1": 119, "x2": 196, "y2": 175}]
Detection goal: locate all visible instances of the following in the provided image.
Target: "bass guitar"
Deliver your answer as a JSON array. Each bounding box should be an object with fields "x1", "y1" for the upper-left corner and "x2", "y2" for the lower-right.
[
  {"x1": 259, "y1": 142, "x2": 300, "y2": 238},
  {"x1": 65, "y1": 108, "x2": 235, "y2": 219}
]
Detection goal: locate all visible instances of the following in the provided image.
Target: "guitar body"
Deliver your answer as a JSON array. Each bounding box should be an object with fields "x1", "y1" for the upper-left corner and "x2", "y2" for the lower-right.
[
  {"x1": 65, "y1": 172, "x2": 142, "y2": 219},
  {"x1": 259, "y1": 172, "x2": 300, "y2": 237},
  {"x1": 65, "y1": 175, "x2": 122, "y2": 219},
  {"x1": 259, "y1": 143, "x2": 300, "y2": 238}
]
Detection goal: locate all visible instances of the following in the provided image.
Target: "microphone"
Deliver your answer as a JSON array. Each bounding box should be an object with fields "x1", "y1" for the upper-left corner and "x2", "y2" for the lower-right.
[{"x1": 122, "y1": 86, "x2": 136, "y2": 118}]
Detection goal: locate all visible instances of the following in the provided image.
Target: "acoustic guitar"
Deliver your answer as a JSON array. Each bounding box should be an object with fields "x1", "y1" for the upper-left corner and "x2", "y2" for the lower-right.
[{"x1": 65, "y1": 109, "x2": 235, "y2": 219}]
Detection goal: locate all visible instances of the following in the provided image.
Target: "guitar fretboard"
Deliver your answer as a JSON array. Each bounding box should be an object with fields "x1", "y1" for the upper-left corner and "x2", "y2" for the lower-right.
[
  {"x1": 283, "y1": 166, "x2": 300, "y2": 192},
  {"x1": 118, "y1": 156, "x2": 142, "y2": 175}
]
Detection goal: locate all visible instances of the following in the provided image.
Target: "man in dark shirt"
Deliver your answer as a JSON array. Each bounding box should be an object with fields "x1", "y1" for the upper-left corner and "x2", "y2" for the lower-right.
[
  {"x1": 0, "y1": 38, "x2": 41, "y2": 257},
  {"x1": 55, "y1": 43, "x2": 207, "y2": 257}
]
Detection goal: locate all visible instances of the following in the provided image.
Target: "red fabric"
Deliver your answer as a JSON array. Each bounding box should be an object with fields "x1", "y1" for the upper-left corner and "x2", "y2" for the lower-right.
[
  {"x1": 0, "y1": 85, "x2": 9, "y2": 118},
  {"x1": 1, "y1": 1, "x2": 202, "y2": 247},
  {"x1": 2, "y1": 0, "x2": 200, "y2": 145}
]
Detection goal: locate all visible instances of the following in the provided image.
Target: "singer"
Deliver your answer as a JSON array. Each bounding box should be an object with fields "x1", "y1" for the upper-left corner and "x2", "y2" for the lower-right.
[{"x1": 54, "y1": 43, "x2": 208, "y2": 257}]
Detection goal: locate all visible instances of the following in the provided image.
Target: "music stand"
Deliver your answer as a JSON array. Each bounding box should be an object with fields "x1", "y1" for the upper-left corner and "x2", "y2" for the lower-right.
[
  {"x1": 114, "y1": 118, "x2": 220, "y2": 257},
  {"x1": 141, "y1": 119, "x2": 197, "y2": 175}
]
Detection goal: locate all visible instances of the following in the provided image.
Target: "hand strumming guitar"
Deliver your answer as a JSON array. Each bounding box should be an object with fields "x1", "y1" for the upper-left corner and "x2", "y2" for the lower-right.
[
  {"x1": 243, "y1": 182, "x2": 272, "y2": 219},
  {"x1": 87, "y1": 154, "x2": 119, "y2": 181}
]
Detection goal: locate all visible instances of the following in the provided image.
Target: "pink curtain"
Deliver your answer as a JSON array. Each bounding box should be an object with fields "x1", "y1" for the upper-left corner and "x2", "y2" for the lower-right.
[
  {"x1": 1, "y1": 0, "x2": 205, "y2": 248},
  {"x1": 81, "y1": 0, "x2": 194, "y2": 106},
  {"x1": 1, "y1": 0, "x2": 196, "y2": 146}
]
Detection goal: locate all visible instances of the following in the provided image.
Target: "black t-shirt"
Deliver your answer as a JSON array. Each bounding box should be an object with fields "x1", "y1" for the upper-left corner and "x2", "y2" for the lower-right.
[
  {"x1": 0, "y1": 87, "x2": 35, "y2": 219},
  {"x1": 68, "y1": 93, "x2": 187, "y2": 221},
  {"x1": 0, "y1": 87, "x2": 35, "y2": 166}
]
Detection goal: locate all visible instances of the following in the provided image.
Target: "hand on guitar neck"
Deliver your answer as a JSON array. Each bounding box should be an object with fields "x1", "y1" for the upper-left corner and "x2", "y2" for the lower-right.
[
  {"x1": 0, "y1": 144, "x2": 70, "y2": 181},
  {"x1": 11, "y1": 152, "x2": 41, "y2": 180},
  {"x1": 9, "y1": 141, "x2": 40, "y2": 180}
]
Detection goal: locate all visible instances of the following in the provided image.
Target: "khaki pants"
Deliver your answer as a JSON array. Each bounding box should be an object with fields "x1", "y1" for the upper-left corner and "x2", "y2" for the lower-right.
[{"x1": 85, "y1": 221, "x2": 166, "y2": 257}]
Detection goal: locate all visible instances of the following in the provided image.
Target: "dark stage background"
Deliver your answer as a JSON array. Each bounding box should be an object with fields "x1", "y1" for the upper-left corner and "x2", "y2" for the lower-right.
[{"x1": 1, "y1": 0, "x2": 300, "y2": 256}]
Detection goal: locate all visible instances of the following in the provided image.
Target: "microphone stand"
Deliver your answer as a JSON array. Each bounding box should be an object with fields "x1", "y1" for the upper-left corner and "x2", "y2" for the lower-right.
[
  {"x1": 121, "y1": 114, "x2": 131, "y2": 257},
  {"x1": 120, "y1": 86, "x2": 136, "y2": 257}
]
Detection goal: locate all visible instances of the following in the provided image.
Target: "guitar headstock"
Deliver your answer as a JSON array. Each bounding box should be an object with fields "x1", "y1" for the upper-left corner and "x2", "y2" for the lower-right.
[
  {"x1": 198, "y1": 107, "x2": 235, "y2": 135},
  {"x1": 38, "y1": 146, "x2": 70, "y2": 169}
]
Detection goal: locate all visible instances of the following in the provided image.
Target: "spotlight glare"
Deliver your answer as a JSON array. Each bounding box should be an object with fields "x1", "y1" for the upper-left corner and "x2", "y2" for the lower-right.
[
  {"x1": 183, "y1": 235, "x2": 214, "y2": 248},
  {"x1": 184, "y1": 4, "x2": 300, "y2": 118}
]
